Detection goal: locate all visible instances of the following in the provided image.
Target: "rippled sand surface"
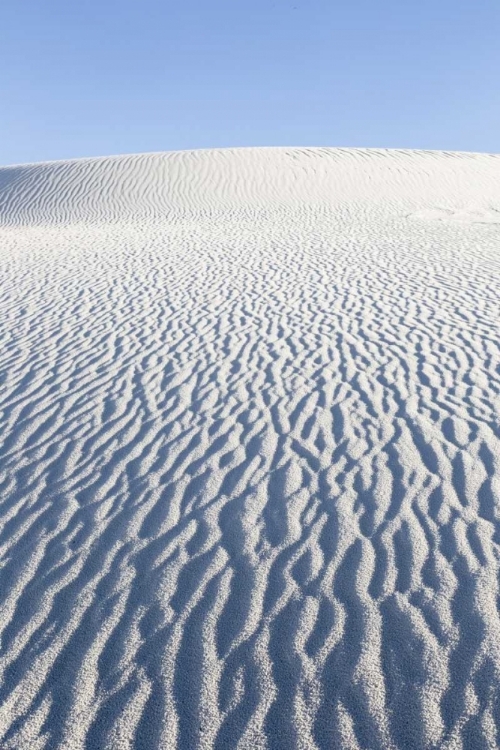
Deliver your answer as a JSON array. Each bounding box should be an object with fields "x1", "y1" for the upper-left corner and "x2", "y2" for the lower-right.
[{"x1": 1, "y1": 147, "x2": 500, "y2": 749}]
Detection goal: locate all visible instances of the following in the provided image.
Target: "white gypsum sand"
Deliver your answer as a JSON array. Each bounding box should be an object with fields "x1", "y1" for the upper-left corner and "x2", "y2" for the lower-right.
[{"x1": 0, "y1": 147, "x2": 499, "y2": 749}]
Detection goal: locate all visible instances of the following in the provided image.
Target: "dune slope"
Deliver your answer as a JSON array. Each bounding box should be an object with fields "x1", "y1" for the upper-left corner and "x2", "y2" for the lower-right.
[{"x1": 1, "y1": 147, "x2": 500, "y2": 749}]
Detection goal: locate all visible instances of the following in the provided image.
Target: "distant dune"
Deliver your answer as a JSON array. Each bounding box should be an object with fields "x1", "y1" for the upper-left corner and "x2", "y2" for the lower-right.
[{"x1": 1, "y1": 147, "x2": 500, "y2": 749}]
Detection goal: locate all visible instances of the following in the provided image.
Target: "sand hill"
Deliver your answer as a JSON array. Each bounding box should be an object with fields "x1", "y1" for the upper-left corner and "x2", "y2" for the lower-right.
[{"x1": 1, "y1": 147, "x2": 500, "y2": 749}]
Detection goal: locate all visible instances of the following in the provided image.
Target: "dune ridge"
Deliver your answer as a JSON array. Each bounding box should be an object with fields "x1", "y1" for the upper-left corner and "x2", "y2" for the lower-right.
[{"x1": 1, "y1": 147, "x2": 500, "y2": 749}]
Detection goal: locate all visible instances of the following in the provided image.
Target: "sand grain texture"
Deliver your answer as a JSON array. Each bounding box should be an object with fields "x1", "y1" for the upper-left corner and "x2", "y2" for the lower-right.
[{"x1": 1, "y1": 147, "x2": 500, "y2": 749}]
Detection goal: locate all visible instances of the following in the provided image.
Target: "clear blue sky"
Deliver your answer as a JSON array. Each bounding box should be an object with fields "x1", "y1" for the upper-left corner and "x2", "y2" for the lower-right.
[{"x1": 2, "y1": 0, "x2": 499, "y2": 165}]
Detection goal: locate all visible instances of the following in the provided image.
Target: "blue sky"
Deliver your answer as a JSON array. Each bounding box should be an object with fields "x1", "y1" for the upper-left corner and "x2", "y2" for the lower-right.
[{"x1": 1, "y1": 0, "x2": 499, "y2": 164}]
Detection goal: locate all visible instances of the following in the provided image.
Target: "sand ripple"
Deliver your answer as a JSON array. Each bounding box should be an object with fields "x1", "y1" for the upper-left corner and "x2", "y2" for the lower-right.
[{"x1": 0, "y1": 147, "x2": 500, "y2": 748}]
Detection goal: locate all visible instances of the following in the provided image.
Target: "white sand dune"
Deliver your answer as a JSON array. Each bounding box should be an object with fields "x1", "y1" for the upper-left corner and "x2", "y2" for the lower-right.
[{"x1": 1, "y1": 146, "x2": 500, "y2": 749}]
